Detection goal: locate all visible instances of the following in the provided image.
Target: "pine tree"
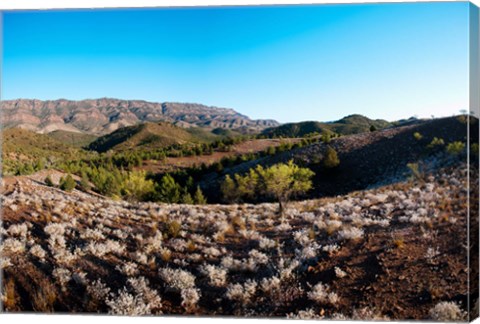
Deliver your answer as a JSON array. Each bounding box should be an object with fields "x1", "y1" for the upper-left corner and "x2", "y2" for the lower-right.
[
  {"x1": 193, "y1": 186, "x2": 207, "y2": 205},
  {"x1": 80, "y1": 171, "x2": 91, "y2": 191},
  {"x1": 182, "y1": 192, "x2": 194, "y2": 204},
  {"x1": 157, "y1": 174, "x2": 181, "y2": 203},
  {"x1": 221, "y1": 174, "x2": 238, "y2": 203}
]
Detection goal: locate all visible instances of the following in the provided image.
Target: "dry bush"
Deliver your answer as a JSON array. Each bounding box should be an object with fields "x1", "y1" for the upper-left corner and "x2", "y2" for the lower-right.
[
  {"x1": 2, "y1": 278, "x2": 19, "y2": 311},
  {"x1": 32, "y1": 285, "x2": 57, "y2": 313}
]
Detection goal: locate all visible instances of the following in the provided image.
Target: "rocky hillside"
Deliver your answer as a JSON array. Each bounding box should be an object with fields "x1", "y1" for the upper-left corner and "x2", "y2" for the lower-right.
[{"x1": 1, "y1": 98, "x2": 279, "y2": 135}]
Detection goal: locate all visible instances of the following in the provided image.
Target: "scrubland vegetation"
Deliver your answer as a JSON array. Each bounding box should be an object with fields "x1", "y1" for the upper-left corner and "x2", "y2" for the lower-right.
[{"x1": 1, "y1": 159, "x2": 476, "y2": 319}]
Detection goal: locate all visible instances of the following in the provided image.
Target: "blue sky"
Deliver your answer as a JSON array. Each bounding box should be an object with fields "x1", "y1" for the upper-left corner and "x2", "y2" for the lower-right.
[{"x1": 1, "y1": 3, "x2": 470, "y2": 122}]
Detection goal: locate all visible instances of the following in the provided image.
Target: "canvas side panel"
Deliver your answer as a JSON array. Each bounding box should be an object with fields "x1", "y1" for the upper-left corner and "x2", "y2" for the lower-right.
[
  {"x1": 469, "y1": 2, "x2": 480, "y2": 322},
  {"x1": 0, "y1": 9, "x2": 4, "y2": 314}
]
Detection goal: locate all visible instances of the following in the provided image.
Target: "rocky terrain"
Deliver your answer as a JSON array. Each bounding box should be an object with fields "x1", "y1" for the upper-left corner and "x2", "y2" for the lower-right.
[
  {"x1": 1, "y1": 98, "x2": 279, "y2": 135},
  {"x1": 0, "y1": 161, "x2": 477, "y2": 320}
]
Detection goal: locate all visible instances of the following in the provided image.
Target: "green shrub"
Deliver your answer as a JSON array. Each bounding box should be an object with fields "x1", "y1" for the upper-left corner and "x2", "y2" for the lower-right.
[
  {"x1": 59, "y1": 174, "x2": 76, "y2": 192},
  {"x1": 266, "y1": 146, "x2": 276, "y2": 155},
  {"x1": 323, "y1": 146, "x2": 340, "y2": 169},
  {"x1": 320, "y1": 133, "x2": 331, "y2": 143},
  {"x1": 471, "y1": 143, "x2": 479, "y2": 156},
  {"x1": 427, "y1": 137, "x2": 445, "y2": 149},
  {"x1": 446, "y1": 141, "x2": 465, "y2": 155},
  {"x1": 413, "y1": 132, "x2": 423, "y2": 140},
  {"x1": 407, "y1": 162, "x2": 423, "y2": 181},
  {"x1": 44, "y1": 175, "x2": 55, "y2": 187}
]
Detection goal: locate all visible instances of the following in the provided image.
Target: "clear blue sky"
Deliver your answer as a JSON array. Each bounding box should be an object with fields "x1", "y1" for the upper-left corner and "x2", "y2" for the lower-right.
[{"x1": 1, "y1": 2, "x2": 470, "y2": 123}]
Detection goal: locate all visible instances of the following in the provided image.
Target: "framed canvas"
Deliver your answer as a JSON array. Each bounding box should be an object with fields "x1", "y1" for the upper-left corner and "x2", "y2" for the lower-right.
[{"x1": 0, "y1": 0, "x2": 479, "y2": 322}]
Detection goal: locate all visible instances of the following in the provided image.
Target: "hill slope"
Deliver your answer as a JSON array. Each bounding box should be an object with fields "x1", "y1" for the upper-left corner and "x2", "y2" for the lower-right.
[
  {"x1": 1, "y1": 98, "x2": 279, "y2": 135},
  {"x1": 262, "y1": 114, "x2": 391, "y2": 138},
  {"x1": 2, "y1": 128, "x2": 84, "y2": 175},
  {"x1": 46, "y1": 130, "x2": 98, "y2": 148},
  {"x1": 202, "y1": 116, "x2": 475, "y2": 201},
  {"x1": 88, "y1": 122, "x2": 205, "y2": 152}
]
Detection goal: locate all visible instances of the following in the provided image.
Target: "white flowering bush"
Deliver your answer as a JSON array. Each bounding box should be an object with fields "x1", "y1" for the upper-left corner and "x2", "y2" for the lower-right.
[
  {"x1": 226, "y1": 280, "x2": 257, "y2": 305},
  {"x1": 53, "y1": 267, "x2": 72, "y2": 289},
  {"x1": 429, "y1": 301, "x2": 466, "y2": 321},
  {"x1": 7, "y1": 224, "x2": 29, "y2": 238},
  {"x1": 260, "y1": 276, "x2": 281, "y2": 295},
  {"x1": 322, "y1": 244, "x2": 340, "y2": 254},
  {"x1": 334, "y1": 267, "x2": 347, "y2": 278},
  {"x1": 338, "y1": 227, "x2": 364, "y2": 241},
  {"x1": 181, "y1": 288, "x2": 201, "y2": 312},
  {"x1": 106, "y1": 288, "x2": 152, "y2": 316},
  {"x1": 87, "y1": 279, "x2": 111, "y2": 301},
  {"x1": 30, "y1": 244, "x2": 47, "y2": 260},
  {"x1": 1, "y1": 238, "x2": 26, "y2": 254},
  {"x1": 199, "y1": 264, "x2": 227, "y2": 287},
  {"x1": 159, "y1": 268, "x2": 196, "y2": 290},
  {"x1": 288, "y1": 308, "x2": 324, "y2": 320},
  {"x1": 128, "y1": 277, "x2": 162, "y2": 313},
  {"x1": 117, "y1": 262, "x2": 139, "y2": 276},
  {"x1": 258, "y1": 236, "x2": 276, "y2": 250},
  {"x1": 307, "y1": 283, "x2": 340, "y2": 305}
]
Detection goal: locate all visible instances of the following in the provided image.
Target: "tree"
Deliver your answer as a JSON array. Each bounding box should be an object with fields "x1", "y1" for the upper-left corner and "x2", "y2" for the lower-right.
[
  {"x1": 223, "y1": 161, "x2": 314, "y2": 217},
  {"x1": 369, "y1": 125, "x2": 377, "y2": 132},
  {"x1": 59, "y1": 174, "x2": 76, "y2": 192},
  {"x1": 257, "y1": 160, "x2": 314, "y2": 216},
  {"x1": 157, "y1": 174, "x2": 181, "y2": 203},
  {"x1": 182, "y1": 192, "x2": 194, "y2": 204},
  {"x1": 323, "y1": 146, "x2": 340, "y2": 169},
  {"x1": 80, "y1": 171, "x2": 91, "y2": 191},
  {"x1": 221, "y1": 175, "x2": 239, "y2": 203},
  {"x1": 235, "y1": 167, "x2": 260, "y2": 199},
  {"x1": 193, "y1": 186, "x2": 207, "y2": 205},
  {"x1": 121, "y1": 171, "x2": 155, "y2": 201}
]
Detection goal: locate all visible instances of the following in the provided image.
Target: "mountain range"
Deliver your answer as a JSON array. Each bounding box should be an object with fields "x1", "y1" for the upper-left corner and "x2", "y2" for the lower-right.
[{"x1": 1, "y1": 98, "x2": 279, "y2": 135}]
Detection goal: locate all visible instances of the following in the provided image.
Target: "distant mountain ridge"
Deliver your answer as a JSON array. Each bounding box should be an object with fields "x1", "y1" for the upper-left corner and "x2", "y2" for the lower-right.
[{"x1": 1, "y1": 98, "x2": 280, "y2": 135}]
